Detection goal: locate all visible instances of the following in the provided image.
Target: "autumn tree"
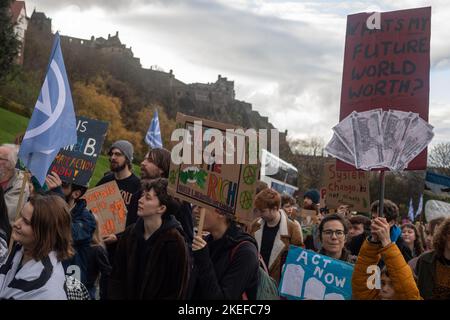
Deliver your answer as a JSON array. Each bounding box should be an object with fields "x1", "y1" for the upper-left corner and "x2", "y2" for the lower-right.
[
  {"x1": 71, "y1": 79, "x2": 143, "y2": 158},
  {"x1": 0, "y1": 0, "x2": 20, "y2": 82}
]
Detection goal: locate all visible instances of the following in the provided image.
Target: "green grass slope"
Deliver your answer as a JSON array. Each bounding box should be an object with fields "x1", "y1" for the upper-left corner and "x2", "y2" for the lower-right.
[{"x1": 0, "y1": 107, "x2": 140, "y2": 186}]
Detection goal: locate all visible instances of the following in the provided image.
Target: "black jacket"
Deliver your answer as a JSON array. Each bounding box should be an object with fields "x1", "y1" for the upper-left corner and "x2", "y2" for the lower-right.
[
  {"x1": 189, "y1": 223, "x2": 259, "y2": 300},
  {"x1": 108, "y1": 214, "x2": 190, "y2": 300},
  {"x1": 395, "y1": 235, "x2": 413, "y2": 262},
  {"x1": 346, "y1": 232, "x2": 369, "y2": 256},
  {"x1": 174, "y1": 201, "x2": 194, "y2": 247},
  {"x1": 86, "y1": 244, "x2": 112, "y2": 299}
]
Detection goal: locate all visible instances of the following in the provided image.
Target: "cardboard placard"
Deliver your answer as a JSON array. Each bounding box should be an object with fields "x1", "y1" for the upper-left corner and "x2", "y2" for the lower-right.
[
  {"x1": 167, "y1": 113, "x2": 260, "y2": 225},
  {"x1": 49, "y1": 116, "x2": 108, "y2": 186},
  {"x1": 298, "y1": 209, "x2": 318, "y2": 226},
  {"x1": 82, "y1": 181, "x2": 127, "y2": 237},
  {"x1": 338, "y1": 7, "x2": 431, "y2": 171},
  {"x1": 323, "y1": 159, "x2": 370, "y2": 212},
  {"x1": 280, "y1": 246, "x2": 354, "y2": 300}
]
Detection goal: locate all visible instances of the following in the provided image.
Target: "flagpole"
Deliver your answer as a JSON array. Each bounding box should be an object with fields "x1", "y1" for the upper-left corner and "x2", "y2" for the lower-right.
[
  {"x1": 378, "y1": 170, "x2": 385, "y2": 218},
  {"x1": 9, "y1": 171, "x2": 30, "y2": 251}
]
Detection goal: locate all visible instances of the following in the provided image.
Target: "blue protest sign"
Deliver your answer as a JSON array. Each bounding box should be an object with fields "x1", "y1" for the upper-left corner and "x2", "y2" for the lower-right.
[{"x1": 279, "y1": 245, "x2": 354, "y2": 300}]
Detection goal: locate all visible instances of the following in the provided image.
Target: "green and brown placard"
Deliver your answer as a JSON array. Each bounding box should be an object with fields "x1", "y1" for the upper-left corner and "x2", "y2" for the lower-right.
[{"x1": 168, "y1": 113, "x2": 261, "y2": 225}]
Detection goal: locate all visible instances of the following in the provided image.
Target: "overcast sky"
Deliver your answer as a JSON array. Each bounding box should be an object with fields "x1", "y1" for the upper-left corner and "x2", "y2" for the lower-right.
[{"x1": 25, "y1": 0, "x2": 450, "y2": 146}]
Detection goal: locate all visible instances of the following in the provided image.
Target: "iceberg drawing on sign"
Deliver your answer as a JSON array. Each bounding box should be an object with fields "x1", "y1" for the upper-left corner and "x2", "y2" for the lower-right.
[{"x1": 280, "y1": 264, "x2": 305, "y2": 297}]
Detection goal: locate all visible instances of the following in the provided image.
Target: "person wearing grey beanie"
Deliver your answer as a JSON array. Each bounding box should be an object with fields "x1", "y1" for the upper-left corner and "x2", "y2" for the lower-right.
[
  {"x1": 109, "y1": 140, "x2": 134, "y2": 171},
  {"x1": 96, "y1": 140, "x2": 141, "y2": 252}
]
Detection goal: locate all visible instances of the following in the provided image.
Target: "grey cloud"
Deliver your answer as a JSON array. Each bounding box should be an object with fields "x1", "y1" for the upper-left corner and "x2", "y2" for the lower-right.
[
  {"x1": 28, "y1": 0, "x2": 176, "y2": 11},
  {"x1": 28, "y1": 0, "x2": 449, "y2": 143}
]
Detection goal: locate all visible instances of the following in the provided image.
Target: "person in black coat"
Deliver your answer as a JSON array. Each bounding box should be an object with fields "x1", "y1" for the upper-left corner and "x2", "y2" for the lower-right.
[
  {"x1": 108, "y1": 178, "x2": 190, "y2": 299},
  {"x1": 189, "y1": 208, "x2": 259, "y2": 300}
]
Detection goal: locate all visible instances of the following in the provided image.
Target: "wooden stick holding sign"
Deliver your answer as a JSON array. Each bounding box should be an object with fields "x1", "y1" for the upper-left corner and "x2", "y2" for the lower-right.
[
  {"x1": 197, "y1": 207, "x2": 206, "y2": 235},
  {"x1": 9, "y1": 171, "x2": 30, "y2": 251}
]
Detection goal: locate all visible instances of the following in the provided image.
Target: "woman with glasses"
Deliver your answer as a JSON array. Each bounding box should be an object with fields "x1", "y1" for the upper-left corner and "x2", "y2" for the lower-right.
[{"x1": 318, "y1": 213, "x2": 356, "y2": 263}]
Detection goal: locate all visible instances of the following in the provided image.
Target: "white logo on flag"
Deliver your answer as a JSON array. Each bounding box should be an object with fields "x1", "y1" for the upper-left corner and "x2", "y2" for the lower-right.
[{"x1": 24, "y1": 60, "x2": 66, "y2": 140}]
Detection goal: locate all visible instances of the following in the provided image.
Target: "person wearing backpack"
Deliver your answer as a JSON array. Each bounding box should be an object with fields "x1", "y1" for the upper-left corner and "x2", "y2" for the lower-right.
[
  {"x1": 189, "y1": 208, "x2": 259, "y2": 300},
  {"x1": 250, "y1": 188, "x2": 304, "y2": 285}
]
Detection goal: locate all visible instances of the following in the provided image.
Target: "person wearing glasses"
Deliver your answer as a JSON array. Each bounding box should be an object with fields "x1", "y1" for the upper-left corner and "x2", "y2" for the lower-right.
[
  {"x1": 96, "y1": 140, "x2": 141, "y2": 231},
  {"x1": 318, "y1": 213, "x2": 356, "y2": 263}
]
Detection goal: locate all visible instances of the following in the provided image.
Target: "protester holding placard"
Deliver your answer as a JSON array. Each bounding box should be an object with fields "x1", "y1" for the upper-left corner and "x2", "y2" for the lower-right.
[
  {"x1": 141, "y1": 147, "x2": 194, "y2": 247},
  {"x1": 0, "y1": 195, "x2": 73, "y2": 299},
  {"x1": 96, "y1": 140, "x2": 141, "y2": 266},
  {"x1": 97, "y1": 140, "x2": 141, "y2": 232},
  {"x1": 250, "y1": 188, "x2": 303, "y2": 284},
  {"x1": 352, "y1": 217, "x2": 421, "y2": 300},
  {"x1": 371, "y1": 200, "x2": 412, "y2": 262},
  {"x1": 108, "y1": 178, "x2": 190, "y2": 299},
  {"x1": 318, "y1": 214, "x2": 356, "y2": 264},
  {"x1": 189, "y1": 208, "x2": 259, "y2": 300}
]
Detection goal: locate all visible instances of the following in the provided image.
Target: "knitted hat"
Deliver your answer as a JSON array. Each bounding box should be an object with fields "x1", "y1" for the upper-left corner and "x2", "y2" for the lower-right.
[
  {"x1": 109, "y1": 140, "x2": 134, "y2": 162},
  {"x1": 304, "y1": 189, "x2": 320, "y2": 204}
]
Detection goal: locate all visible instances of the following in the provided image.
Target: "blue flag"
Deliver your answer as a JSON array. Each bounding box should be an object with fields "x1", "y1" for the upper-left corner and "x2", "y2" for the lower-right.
[
  {"x1": 408, "y1": 197, "x2": 415, "y2": 221},
  {"x1": 145, "y1": 110, "x2": 163, "y2": 148},
  {"x1": 18, "y1": 33, "x2": 77, "y2": 186}
]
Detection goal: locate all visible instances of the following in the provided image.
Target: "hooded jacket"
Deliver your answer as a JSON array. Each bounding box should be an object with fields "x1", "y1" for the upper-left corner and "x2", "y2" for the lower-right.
[
  {"x1": 189, "y1": 223, "x2": 259, "y2": 300},
  {"x1": 352, "y1": 240, "x2": 422, "y2": 300},
  {"x1": 108, "y1": 214, "x2": 190, "y2": 299}
]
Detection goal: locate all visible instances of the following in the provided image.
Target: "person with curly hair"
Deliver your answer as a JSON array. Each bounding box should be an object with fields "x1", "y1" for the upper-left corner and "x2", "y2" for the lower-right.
[{"x1": 416, "y1": 217, "x2": 450, "y2": 299}]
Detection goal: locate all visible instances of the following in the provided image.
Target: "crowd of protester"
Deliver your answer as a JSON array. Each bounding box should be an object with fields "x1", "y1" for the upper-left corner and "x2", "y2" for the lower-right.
[{"x1": 0, "y1": 141, "x2": 449, "y2": 300}]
